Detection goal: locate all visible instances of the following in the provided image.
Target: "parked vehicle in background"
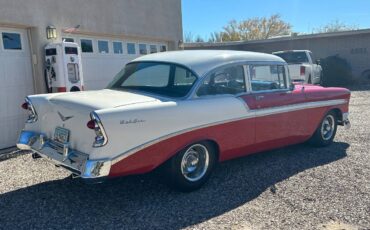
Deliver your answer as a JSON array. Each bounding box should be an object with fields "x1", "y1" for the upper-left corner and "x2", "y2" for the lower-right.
[
  {"x1": 273, "y1": 50, "x2": 322, "y2": 84},
  {"x1": 17, "y1": 50, "x2": 350, "y2": 192}
]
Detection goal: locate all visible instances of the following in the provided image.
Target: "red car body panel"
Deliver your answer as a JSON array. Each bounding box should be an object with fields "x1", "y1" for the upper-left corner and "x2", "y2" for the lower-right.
[{"x1": 109, "y1": 85, "x2": 350, "y2": 178}]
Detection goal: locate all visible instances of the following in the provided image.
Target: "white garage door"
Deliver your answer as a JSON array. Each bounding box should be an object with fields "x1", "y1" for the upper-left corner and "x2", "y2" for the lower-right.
[
  {"x1": 0, "y1": 28, "x2": 33, "y2": 149},
  {"x1": 62, "y1": 35, "x2": 168, "y2": 90}
]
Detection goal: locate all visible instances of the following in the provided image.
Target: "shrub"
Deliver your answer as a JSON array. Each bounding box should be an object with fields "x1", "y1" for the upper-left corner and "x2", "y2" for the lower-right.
[{"x1": 320, "y1": 55, "x2": 353, "y2": 87}]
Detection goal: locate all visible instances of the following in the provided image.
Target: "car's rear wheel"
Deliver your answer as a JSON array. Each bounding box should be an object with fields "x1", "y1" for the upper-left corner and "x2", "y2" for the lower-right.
[
  {"x1": 309, "y1": 111, "x2": 338, "y2": 147},
  {"x1": 164, "y1": 141, "x2": 217, "y2": 192}
]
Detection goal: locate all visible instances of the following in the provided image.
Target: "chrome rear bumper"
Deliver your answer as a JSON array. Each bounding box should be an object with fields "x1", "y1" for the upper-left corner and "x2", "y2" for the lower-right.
[{"x1": 17, "y1": 130, "x2": 111, "y2": 183}]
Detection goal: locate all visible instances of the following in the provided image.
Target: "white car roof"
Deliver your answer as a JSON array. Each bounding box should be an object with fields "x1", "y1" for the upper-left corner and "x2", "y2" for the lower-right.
[{"x1": 132, "y1": 50, "x2": 286, "y2": 77}]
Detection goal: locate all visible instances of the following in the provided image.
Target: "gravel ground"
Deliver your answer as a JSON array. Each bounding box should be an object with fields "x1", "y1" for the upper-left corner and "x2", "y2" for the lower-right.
[{"x1": 0, "y1": 88, "x2": 369, "y2": 230}]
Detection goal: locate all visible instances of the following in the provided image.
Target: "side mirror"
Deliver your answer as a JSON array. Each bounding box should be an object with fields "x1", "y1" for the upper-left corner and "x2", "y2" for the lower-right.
[
  {"x1": 289, "y1": 83, "x2": 295, "y2": 91},
  {"x1": 316, "y1": 59, "x2": 321, "y2": 65}
]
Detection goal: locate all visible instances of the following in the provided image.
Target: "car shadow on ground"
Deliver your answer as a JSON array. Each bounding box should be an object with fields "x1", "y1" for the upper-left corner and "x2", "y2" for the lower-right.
[{"x1": 0, "y1": 142, "x2": 349, "y2": 229}]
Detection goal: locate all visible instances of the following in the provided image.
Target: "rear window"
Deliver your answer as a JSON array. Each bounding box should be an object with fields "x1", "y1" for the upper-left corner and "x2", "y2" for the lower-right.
[
  {"x1": 108, "y1": 62, "x2": 198, "y2": 98},
  {"x1": 274, "y1": 52, "x2": 309, "y2": 64}
]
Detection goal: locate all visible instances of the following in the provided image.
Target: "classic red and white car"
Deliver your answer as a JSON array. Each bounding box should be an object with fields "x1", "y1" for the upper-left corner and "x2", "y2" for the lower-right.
[{"x1": 17, "y1": 50, "x2": 351, "y2": 191}]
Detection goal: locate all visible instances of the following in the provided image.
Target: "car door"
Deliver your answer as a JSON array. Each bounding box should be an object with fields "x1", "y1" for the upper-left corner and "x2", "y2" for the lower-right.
[
  {"x1": 195, "y1": 64, "x2": 256, "y2": 160},
  {"x1": 240, "y1": 64, "x2": 307, "y2": 151}
]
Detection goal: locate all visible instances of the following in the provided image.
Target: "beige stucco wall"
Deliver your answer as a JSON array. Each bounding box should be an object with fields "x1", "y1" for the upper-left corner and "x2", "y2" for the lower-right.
[
  {"x1": 0, "y1": 0, "x2": 182, "y2": 93},
  {"x1": 185, "y1": 32, "x2": 370, "y2": 81}
]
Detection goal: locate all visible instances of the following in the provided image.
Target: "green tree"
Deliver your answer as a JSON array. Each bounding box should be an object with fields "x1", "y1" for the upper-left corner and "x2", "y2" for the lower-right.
[
  {"x1": 313, "y1": 20, "x2": 359, "y2": 33},
  {"x1": 210, "y1": 14, "x2": 292, "y2": 42}
]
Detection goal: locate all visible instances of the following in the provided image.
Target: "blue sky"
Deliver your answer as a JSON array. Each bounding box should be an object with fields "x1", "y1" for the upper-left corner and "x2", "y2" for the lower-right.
[{"x1": 182, "y1": 0, "x2": 370, "y2": 40}]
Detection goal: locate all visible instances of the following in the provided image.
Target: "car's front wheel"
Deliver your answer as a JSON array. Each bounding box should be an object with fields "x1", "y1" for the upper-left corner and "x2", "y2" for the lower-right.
[
  {"x1": 164, "y1": 142, "x2": 217, "y2": 192},
  {"x1": 309, "y1": 111, "x2": 338, "y2": 147}
]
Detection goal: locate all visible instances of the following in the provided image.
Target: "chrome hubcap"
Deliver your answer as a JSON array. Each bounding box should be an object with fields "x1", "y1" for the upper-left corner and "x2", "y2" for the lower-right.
[
  {"x1": 321, "y1": 115, "x2": 335, "y2": 141},
  {"x1": 181, "y1": 144, "x2": 209, "y2": 182}
]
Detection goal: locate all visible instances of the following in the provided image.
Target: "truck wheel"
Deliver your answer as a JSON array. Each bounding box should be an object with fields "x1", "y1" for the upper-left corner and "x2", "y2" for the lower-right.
[
  {"x1": 309, "y1": 111, "x2": 338, "y2": 147},
  {"x1": 164, "y1": 142, "x2": 217, "y2": 192},
  {"x1": 319, "y1": 72, "x2": 324, "y2": 85}
]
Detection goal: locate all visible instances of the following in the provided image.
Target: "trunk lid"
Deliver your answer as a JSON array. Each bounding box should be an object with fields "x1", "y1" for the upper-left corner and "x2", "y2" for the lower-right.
[
  {"x1": 29, "y1": 89, "x2": 160, "y2": 153},
  {"x1": 49, "y1": 89, "x2": 159, "y2": 112},
  {"x1": 287, "y1": 64, "x2": 305, "y2": 80}
]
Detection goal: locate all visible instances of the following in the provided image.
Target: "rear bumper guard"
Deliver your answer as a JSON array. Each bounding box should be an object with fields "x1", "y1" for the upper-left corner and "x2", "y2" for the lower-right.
[{"x1": 17, "y1": 130, "x2": 111, "y2": 183}]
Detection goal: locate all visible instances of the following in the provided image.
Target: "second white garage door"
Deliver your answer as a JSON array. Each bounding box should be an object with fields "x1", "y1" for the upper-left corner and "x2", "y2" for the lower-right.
[
  {"x1": 62, "y1": 35, "x2": 168, "y2": 90},
  {"x1": 0, "y1": 28, "x2": 34, "y2": 149}
]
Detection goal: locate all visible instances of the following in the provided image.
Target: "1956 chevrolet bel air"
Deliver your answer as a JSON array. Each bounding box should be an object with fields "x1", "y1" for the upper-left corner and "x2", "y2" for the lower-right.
[{"x1": 17, "y1": 50, "x2": 351, "y2": 191}]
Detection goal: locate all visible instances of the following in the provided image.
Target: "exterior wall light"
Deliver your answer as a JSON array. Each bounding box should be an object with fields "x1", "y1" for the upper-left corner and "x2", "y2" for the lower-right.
[{"x1": 46, "y1": 25, "x2": 57, "y2": 40}]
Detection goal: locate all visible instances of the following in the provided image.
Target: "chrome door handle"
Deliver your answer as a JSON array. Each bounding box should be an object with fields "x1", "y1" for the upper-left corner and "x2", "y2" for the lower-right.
[{"x1": 255, "y1": 95, "x2": 265, "y2": 101}]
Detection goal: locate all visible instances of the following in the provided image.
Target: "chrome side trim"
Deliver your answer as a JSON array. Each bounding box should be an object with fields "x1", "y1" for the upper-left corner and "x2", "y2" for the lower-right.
[
  {"x1": 253, "y1": 99, "x2": 347, "y2": 118},
  {"x1": 111, "y1": 99, "x2": 347, "y2": 165}
]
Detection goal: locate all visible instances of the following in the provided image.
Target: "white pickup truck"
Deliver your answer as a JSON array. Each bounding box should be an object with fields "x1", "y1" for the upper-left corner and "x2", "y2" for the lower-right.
[{"x1": 273, "y1": 50, "x2": 322, "y2": 84}]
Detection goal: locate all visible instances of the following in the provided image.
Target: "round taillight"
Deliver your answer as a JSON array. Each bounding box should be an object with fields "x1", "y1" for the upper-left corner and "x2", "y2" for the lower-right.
[
  {"x1": 87, "y1": 120, "x2": 96, "y2": 129},
  {"x1": 21, "y1": 102, "x2": 29, "y2": 110}
]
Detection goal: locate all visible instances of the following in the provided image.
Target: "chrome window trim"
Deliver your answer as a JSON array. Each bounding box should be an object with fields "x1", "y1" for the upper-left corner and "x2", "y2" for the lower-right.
[
  {"x1": 189, "y1": 61, "x2": 286, "y2": 99},
  {"x1": 193, "y1": 63, "x2": 247, "y2": 98},
  {"x1": 109, "y1": 61, "x2": 200, "y2": 101},
  {"x1": 247, "y1": 63, "x2": 290, "y2": 94}
]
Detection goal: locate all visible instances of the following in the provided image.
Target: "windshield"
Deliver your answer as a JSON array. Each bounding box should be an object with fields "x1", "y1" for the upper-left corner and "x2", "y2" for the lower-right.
[
  {"x1": 274, "y1": 52, "x2": 309, "y2": 64},
  {"x1": 108, "y1": 62, "x2": 198, "y2": 98}
]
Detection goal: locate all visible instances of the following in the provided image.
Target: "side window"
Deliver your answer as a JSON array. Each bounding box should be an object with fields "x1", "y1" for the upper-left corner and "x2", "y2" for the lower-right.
[
  {"x1": 2, "y1": 32, "x2": 22, "y2": 50},
  {"x1": 197, "y1": 65, "x2": 246, "y2": 97},
  {"x1": 250, "y1": 65, "x2": 288, "y2": 91},
  {"x1": 122, "y1": 64, "x2": 170, "y2": 87},
  {"x1": 174, "y1": 67, "x2": 197, "y2": 86}
]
